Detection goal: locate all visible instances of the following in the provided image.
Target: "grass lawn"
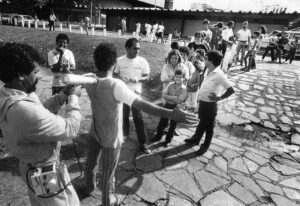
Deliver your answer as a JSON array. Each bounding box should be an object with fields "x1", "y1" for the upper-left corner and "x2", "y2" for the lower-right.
[{"x1": 0, "y1": 25, "x2": 169, "y2": 100}]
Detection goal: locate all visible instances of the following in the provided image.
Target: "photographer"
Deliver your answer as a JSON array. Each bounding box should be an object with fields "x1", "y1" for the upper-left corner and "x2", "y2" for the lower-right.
[
  {"x1": 48, "y1": 33, "x2": 76, "y2": 95},
  {"x1": 0, "y1": 42, "x2": 82, "y2": 205}
]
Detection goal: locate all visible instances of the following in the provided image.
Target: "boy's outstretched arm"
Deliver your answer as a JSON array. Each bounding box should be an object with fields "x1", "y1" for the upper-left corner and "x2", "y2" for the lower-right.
[{"x1": 131, "y1": 99, "x2": 198, "y2": 124}]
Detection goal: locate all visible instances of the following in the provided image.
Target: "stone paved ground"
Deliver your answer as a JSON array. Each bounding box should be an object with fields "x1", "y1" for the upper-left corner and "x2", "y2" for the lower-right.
[{"x1": 1, "y1": 56, "x2": 300, "y2": 206}]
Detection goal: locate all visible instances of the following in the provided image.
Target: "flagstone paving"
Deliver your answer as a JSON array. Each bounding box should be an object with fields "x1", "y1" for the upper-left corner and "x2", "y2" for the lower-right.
[{"x1": 0, "y1": 58, "x2": 300, "y2": 206}]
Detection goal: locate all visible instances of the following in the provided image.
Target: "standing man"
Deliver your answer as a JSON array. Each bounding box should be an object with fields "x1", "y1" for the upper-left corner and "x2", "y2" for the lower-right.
[
  {"x1": 219, "y1": 21, "x2": 234, "y2": 56},
  {"x1": 114, "y1": 38, "x2": 151, "y2": 154},
  {"x1": 202, "y1": 19, "x2": 212, "y2": 43},
  {"x1": 136, "y1": 21, "x2": 141, "y2": 38},
  {"x1": 185, "y1": 50, "x2": 235, "y2": 155},
  {"x1": 0, "y1": 42, "x2": 82, "y2": 206},
  {"x1": 235, "y1": 21, "x2": 251, "y2": 66},
  {"x1": 48, "y1": 33, "x2": 76, "y2": 95},
  {"x1": 210, "y1": 22, "x2": 223, "y2": 50},
  {"x1": 49, "y1": 10, "x2": 56, "y2": 31},
  {"x1": 121, "y1": 17, "x2": 127, "y2": 35}
]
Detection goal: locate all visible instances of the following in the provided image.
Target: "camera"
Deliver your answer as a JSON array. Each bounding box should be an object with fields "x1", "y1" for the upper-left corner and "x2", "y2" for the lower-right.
[{"x1": 30, "y1": 163, "x2": 60, "y2": 196}]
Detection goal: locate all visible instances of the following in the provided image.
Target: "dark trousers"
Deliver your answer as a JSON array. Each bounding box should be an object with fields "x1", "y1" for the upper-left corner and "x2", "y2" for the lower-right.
[
  {"x1": 286, "y1": 48, "x2": 296, "y2": 63},
  {"x1": 155, "y1": 103, "x2": 177, "y2": 143},
  {"x1": 219, "y1": 40, "x2": 227, "y2": 56},
  {"x1": 193, "y1": 101, "x2": 217, "y2": 149},
  {"x1": 49, "y1": 21, "x2": 55, "y2": 31},
  {"x1": 123, "y1": 104, "x2": 146, "y2": 146},
  {"x1": 262, "y1": 45, "x2": 275, "y2": 61}
]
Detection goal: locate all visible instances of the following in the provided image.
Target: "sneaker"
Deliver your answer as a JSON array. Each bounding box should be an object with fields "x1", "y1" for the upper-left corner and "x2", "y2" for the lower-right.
[
  {"x1": 184, "y1": 137, "x2": 199, "y2": 145},
  {"x1": 163, "y1": 141, "x2": 170, "y2": 147},
  {"x1": 141, "y1": 145, "x2": 152, "y2": 154},
  {"x1": 196, "y1": 145, "x2": 208, "y2": 156}
]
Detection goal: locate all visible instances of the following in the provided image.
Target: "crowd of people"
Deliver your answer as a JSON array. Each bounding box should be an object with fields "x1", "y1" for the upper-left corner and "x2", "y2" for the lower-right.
[
  {"x1": 0, "y1": 34, "x2": 197, "y2": 205},
  {"x1": 0, "y1": 16, "x2": 297, "y2": 206}
]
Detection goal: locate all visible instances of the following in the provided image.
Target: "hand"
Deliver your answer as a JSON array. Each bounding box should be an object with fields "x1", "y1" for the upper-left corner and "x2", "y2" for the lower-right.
[
  {"x1": 63, "y1": 85, "x2": 82, "y2": 97},
  {"x1": 56, "y1": 48, "x2": 64, "y2": 55},
  {"x1": 60, "y1": 64, "x2": 70, "y2": 73},
  {"x1": 51, "y1": 63, "x2": 61, "y2": 73},
  {"x1": 208, "y1": 92, "x2": 220, "y2": 101},
  {"x1": 122, "y1": 76, "x2": 130, "y2": 83},
  {"x1": 130, "y1": 77, "x2": 138, "y2": 83},
  {"x1": 170, "y1": 106, "x2": 199, "y2": 125}
]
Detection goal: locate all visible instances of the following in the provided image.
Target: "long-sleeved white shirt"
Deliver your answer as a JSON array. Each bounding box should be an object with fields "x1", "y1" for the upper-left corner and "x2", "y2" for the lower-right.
[{"x1": 0, "y1": 87, "x2": 81, "y2": 164}]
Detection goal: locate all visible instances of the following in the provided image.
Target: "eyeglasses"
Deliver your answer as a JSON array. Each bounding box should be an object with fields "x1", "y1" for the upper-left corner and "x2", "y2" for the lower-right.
[
  {"x1": 195, "y1": 36, "x2": 201, "y2": 38},
  {"x1": 171, "y1": 57, "x2": 179, "y2": 60}
]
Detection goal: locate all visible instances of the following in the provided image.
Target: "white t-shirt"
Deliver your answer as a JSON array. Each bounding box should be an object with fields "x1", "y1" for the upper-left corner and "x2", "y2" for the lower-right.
[
  {"x1": 49, "y1": 14, "x2": 56, "y2": 21},
  {"x1": 222, "y1": 28, "x2": 234, "y2": 42},
  {"x1": 198, "y1": 67, "x2": 233, "y2": 102},
  {"x1": 136, "y1": 23, "x2": 141, "y2": 32},
  {"x1": 237, "y1": 29, "x2": 251, "y2": 42},
  {"x1": 48, "y1": 48, "x2": 76, "y2": 87},
  {"x1": 202, "y1": 29, "x2": 212, "y2": 43},
  {"x1": 152, "y1": 24, "x2": 158, "y2": 33},
  {"x1": 145, "y1": 23, "x2": 152, "y2": 32},
  {"x1": 113, "y1": 80, "x2": 139, "y2": 106},
  {"x1": 115, "y1": 55, "x2": 150, "y2": 94},
  {"x1": 157, "y1": 25, "x2": 164, "y2": 33}
]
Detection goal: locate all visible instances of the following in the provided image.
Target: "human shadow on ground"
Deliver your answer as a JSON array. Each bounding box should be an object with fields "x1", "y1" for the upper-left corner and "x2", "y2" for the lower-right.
[{"x1": 68, "y1": 136, "x2": 199, "y2": 203}]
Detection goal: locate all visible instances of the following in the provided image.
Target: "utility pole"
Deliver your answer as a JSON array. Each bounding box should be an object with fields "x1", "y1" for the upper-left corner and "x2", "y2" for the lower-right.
[{"x1": 90, "y1": 0, "x2": 93, "y2": 26}]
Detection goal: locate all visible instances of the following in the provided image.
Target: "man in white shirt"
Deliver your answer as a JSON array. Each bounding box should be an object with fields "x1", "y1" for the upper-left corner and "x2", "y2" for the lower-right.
[
  {"x1": 219, "y1": 21, "x2": 234, "y2": 56},
  {"x1": 185, "y1": 50, "x2": 235, "y2": 155},
  {"x1": 114, "y1": 38, "x2": 151, "y2": 154},
  {"x1": 202, "y1": 19, "x2": 212, "y2": 43},
  {"x1": 0, "y1": 42, "x2": 82, "y2": 206},
  {"x1": 136, "y1": 21, "x2": 141, "y2": 38},
  {"x1": 145, "y1": 21, "x2": 152, "y2": 38},
  {"x1": 85, "y1": 42, "x2": 198, "y2": 205},
  {"x1": 235, "y1": 21, "x2": 251, "y2": 66},
  {"x1": 48, "y1": 33, "x2": 76, "y2": 95},
  {"x1": 156, "y1": 22, "x2": 165, "y2": 44},
  {"x1": 49, "y1": 10, "x2": 56, "y2": 31},
  {"x1": 121, "y1": 17, "x2": 126, "y2": 35}
]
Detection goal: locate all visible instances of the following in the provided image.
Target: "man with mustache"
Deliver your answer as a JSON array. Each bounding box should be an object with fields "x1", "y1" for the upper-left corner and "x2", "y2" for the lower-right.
[{"x1": 0, "y1": 42, "x2": 82, "y2": 205}]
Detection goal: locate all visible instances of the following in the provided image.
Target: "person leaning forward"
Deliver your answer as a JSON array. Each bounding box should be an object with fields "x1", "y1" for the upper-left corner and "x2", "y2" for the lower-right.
[{"x1": 0, "y1": 42, "x2": 82, "y2": 206}]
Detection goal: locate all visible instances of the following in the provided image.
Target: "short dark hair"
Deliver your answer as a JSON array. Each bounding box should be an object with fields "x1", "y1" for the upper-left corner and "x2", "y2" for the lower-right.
[
  {"x1": 217, "y1": 22, "x2": 223, "y2": 28},
  {"x1": 227, "y1": 21, "x2": 234, "y2": 27},
  {"x1": 0, "y1": 42, "x2": 44, "y2": 83},
  {"x1": 253, "y1": 31, "x2": 260, "y2": 36},
  {"x1": 178, "y1": 46, "x2": 190, "y2": 56},
  {"x1": 203, "y1": 19, "x2": 210, "y2": 25},
  {"x1": 206, "y1": 50, "x2": 223, "y2": 67},
  {"x1": 258, "y1": 25, "x2": 267, "y2": 34},
  {"x1": 125, "y1": 38, "x2": 139, "y2": 49},
  {"x1": 195, "y1": 49, "x2": 206, "y2": 57},
  {"x1": 175, "y1": 69, "x2": 185, "y2": 78},
  {"x1": 171, "y1": 41, "x2": 179, "y2": 50},
  {"x1": 56, "y1": 33, "x2": 69, "y2": 44},
  {"x1": 93, "y1": 42, "x2": 117, "y2": 72},
  {"x1": 194, "y1": 32, "x2": 201, "y2": 37}
]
